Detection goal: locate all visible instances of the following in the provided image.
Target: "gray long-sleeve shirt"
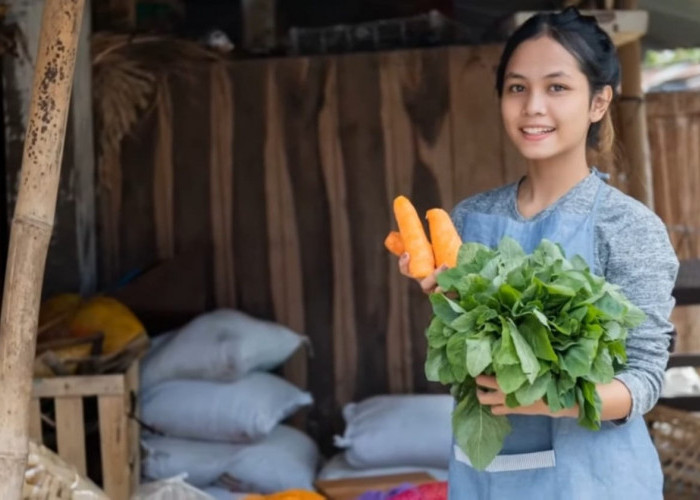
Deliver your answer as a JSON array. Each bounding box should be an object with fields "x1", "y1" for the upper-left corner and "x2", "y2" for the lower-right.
[{"x1": 450, "y1": 170, "x2": 679, "y2": 420}]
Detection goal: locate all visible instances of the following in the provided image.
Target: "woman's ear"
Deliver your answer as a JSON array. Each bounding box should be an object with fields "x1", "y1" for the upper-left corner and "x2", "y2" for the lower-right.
[{"x1": 590, "y1": 85, "x2": 613, "y2": 123}]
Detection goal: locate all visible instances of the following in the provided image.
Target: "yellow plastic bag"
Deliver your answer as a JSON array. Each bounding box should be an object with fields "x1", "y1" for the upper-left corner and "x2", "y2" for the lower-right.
[{"x1": 68, "y1": 297, "x2": 146, "y2": 355}]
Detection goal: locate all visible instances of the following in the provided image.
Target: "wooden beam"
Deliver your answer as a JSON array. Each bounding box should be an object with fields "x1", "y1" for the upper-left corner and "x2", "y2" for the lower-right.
[
  {"x1": 507, "y1": 10, "x2": 648, "y2": 47},
  {"x1": 617, "y1": 0, "x2": 654, "y2": 208},
  {"x1": 0, "y1": 0, "x2": 86, "y2": 497}
]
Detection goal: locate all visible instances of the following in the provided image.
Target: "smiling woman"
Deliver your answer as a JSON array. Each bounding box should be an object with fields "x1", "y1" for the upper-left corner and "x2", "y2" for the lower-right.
[{"x1": 396, "y1": 6, "x2": 679, "y2": 500}]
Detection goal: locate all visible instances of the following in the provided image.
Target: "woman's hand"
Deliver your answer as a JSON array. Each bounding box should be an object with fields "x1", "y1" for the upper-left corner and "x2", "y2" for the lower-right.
[
  {"x1": 398, "y1": 252, "x2": 447, "y2": 294},
  {"x1": 475, "y1": 375, "x2": 578, "y2": 418}
]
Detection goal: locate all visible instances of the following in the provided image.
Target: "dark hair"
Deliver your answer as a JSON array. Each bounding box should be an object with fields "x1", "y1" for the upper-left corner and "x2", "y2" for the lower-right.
[{"x1": 495, "y1": 7, "x2": 620, "y2": 152}]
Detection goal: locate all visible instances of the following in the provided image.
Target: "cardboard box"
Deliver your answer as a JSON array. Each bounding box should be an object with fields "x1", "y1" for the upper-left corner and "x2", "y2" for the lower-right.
[{"x1": 315, "y1": 472, "x2": 436, "y2": 500}]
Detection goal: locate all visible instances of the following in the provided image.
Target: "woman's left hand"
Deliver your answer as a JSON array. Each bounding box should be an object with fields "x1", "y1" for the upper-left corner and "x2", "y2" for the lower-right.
[{"x1": 475, "y1": 375, "x2": 577, "y2": 418}]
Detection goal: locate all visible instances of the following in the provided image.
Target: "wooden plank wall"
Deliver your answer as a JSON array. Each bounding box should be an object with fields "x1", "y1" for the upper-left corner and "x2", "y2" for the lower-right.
[
  {"x1": 646, "y1": 91, "x2": 700, "y2": 353},
  {"x1": 102, "y1": 45, "x2": 526, "y2": 449}
]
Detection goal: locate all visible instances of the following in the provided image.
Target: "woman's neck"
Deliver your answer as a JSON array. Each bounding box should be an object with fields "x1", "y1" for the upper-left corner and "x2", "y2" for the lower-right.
[{"x1": 517, "y1": 149, "x2": 590, "y2": 218}]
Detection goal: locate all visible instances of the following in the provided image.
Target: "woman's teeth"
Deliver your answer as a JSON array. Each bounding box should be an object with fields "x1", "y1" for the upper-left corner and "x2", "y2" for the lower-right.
[{"x1": 522, "y1": 127, "x2": 554, "y2": 135}]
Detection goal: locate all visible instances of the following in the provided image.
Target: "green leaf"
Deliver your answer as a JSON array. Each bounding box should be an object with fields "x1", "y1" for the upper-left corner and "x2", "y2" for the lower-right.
[
  {"x1": 546, "y1": 378, "x2": 563, "y2": 413},
  {"x1": 608, "y1": 339, "x2": 627, "y2": 365},
  {"x1": 515, "y1": 372, "x2": 552, "y2": 406},
  {"x1": 518, "y1": 314, "x2": 557, "y2": 362},
  {"x1": 591, "y1": 292, "x2": 625, "y2": 321},
  {"x1": 466, "y1": 337, "x2": 492, "y2": 377},
  {"x1": 447, "y1": 332, "x2": 468, "y2": 382},
  {"x1": 498, "y1": 237, "x2": 526, "y2": 261},
  {"x1": 497, "y1": 284, "x2": 521, "y2": 311},
  {"x1": 602, "y1": 321, "x2": 624, "y2": 341},
  {"x1": 576, "y1": 380, "x2": 602, "y2": 430},
  {"x1": 623, "y1": 303, "x2": 646, "y2": 328},
  {"x1": 588, "y1": 348, "x2": 614, "y2": 384},
  {"x1": 533, "y1": 239, "x2": 565, "y2": 264},
  {"x1": 495, "y1": 363, "x2": 527, "y2": 394},
  {"x1": 508, "y1": 319, "x2": 540, "y2": 383},
  {"x1": 570, "y1": 254, "x2": 590, "y2": 271},
  {"x1": 457, "y1": 243, "x2": 495, "y2": 270},
  {"x1": 452, "y1": 393, "x2": 511, "y2": 471},
  {"x1": 426, "y1": 316, "x2": 448, "y2": 348},
  {"x1": 425, "y1": 347, "x2": 445, "y2": 382},
  {"x1": 494, "y1": 320, "x2": 519, "y2": 366},
  {"x1": 561, "y1": 338, "x2": 598, "y2": 378},
  {"x1": 430, "y1": 293, "x2": 466, "y2": 324},
  {"x1": 505, "y1": 392, "x2": 520, "y2": 408}
]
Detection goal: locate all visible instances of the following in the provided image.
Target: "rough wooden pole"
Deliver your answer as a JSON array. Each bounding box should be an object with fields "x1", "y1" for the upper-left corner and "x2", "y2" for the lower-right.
[
  {"x1": 0, "y1": 0, "x2": 85, "y2": 497},
  {"x1": 617, "y1": 0, "x2": 654, "y2": 208}
]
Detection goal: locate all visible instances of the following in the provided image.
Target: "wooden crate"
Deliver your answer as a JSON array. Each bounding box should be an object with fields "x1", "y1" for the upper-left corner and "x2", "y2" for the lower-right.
[
  {"x1": 315, "y1": 472, "x2": 436, "y2": 500},
  {"x1": 29, "y1": 361, "x2": 140, "y2": 500}
]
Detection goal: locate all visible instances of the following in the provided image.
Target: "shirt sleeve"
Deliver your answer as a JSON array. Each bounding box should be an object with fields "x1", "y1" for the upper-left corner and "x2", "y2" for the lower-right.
[{"x1": 603, "y1": 212, "x2": 679, "y2": 421}]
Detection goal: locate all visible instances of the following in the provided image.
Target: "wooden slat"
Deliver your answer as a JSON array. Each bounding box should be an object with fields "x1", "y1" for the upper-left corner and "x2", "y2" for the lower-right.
[
  {"x1": 153, "y1": 77, "x2": 175, "y2": 259},
  {"x1": 99, "y1": 394, "x2": 130, "y2": 500},
  {"x1": 317, "y1": 57, "x2": 358, "y2": 406},
  {"x1": 265, "y1": 59, "x2": 307, "y2": 396},
  {"x1": 172, "y1": 67, "x2": 212, "y2": 258},
  {"x1": 647, "y1": 91, "x2": 700, "y2": 118},
  {"x1": 55, "y1": 396, "x2": 86, "y2": 475},
  {"x1": 450, "y1": 45, "x2": 507, "y2": 202},
  {"x1": 232, "y1": 60, "x2": 275, "y2": 318},
  {"x1": 379, "y1": 50, "x2": 415, "y2": 394},
  {"x1": 272, "y1": 56, "x2": 337, "y2": 449},
  {"x1": 32, "y1": 374, "x2": 124, "y2": 398},
  {"x1": 210, "y1": 63, "x2": 236, "y2": 308},
  {"x1": 28, "y1": 398, "x2": 42, "y2": 443},
  {"x1": 336, "y1": 52, "x2": 390, "y2": 400},
  {"x1": 125, "y1": 361, "x2": 140, "y2": 495}
]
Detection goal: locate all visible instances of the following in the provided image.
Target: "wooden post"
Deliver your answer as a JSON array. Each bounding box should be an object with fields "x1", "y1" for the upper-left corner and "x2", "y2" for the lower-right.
[
  {"x1": 616, "y1": 0, "x2": 654, "y2": 207},
  {"x1": 0, "y1": 0, "x2": 86, "y2": 497}
]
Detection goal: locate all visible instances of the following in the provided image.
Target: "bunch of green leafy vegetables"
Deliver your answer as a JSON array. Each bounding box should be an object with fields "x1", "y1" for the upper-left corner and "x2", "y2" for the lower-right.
[{"x1": 425, "y1": 237, "x2": 645, "y2": 470}]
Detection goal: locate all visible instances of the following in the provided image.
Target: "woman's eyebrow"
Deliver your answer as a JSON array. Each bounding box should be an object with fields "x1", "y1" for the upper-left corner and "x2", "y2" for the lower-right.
[
  {"x1": 505, "y1": 71, "x2": 573, "y2": 80},
  {"x1": 544, "y1": 71, "x2": 572, "y2": 78}
]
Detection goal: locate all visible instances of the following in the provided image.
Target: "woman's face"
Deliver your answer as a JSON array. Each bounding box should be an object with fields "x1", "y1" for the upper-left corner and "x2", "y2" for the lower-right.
[{"x1": 500, "y1": 35, "x2": 609, "y2": 163}]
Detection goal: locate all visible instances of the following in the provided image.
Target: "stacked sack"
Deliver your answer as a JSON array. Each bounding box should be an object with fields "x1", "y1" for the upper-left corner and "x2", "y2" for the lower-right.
[
  {"x1": 139, "y1": 309, "x2": 320, "y2": 496},
  {"x1": 319, "y1": 395, "x2": 453, "y2": 481}
]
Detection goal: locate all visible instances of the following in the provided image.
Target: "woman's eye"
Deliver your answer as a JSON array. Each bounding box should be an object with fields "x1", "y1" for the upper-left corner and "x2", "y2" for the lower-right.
[
  {"x1": 549, "y1": 84, "x2": 567, "y2": 92},
  {"x1": 508, "y1": 84, "x2": 525, "y2": 93}
]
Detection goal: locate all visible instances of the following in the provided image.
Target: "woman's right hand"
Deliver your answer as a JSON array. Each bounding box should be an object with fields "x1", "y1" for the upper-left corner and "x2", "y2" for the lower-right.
[{"x1": 398, "y1": 253, "x2": 448, "y2": 295}]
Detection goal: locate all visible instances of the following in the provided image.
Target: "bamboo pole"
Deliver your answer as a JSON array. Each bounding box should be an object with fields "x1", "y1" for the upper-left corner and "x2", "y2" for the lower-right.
[
  {"x1": 616, "y1": 0, "x2": 654, "y2": 207},
  {"x1": 0, "y1": 0, "x2": 86, "y2": 497}
]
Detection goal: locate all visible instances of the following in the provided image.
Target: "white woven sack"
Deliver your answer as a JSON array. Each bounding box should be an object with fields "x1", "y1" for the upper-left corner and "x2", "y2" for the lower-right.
[
  {"x1": 142, "y1": 425, "x2": 319, "y2": 493},
  {"x1": 140, "y1": 372, "x2": 312, "y2": 442},
  {"x1": 141, "y1": 309, "x2": 308, "y2": 388},
  {"x1": 334, "y1": 394, "x2": 453, "y2": 469}
]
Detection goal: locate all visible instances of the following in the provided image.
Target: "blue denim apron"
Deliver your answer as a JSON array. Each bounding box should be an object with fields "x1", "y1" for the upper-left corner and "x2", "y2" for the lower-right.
[{"x1": 448, "y1": 171, "x2": 663, "y2": 499}]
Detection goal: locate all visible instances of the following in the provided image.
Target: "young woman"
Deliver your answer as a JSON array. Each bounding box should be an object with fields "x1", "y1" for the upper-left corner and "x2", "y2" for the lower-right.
[{"x1": 399, "y1": 8, "x2": 678, "y2": 499}]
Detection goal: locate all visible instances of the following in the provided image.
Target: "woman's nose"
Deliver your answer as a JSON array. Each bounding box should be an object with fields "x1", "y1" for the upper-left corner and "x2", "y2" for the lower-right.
[{"x1": 523, "y1": 90, "x2": 546, "y2": 116}]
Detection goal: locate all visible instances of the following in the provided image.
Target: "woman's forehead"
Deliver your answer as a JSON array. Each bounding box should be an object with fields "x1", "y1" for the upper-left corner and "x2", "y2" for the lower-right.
[{"x1": 505, "y1": 36, "x2": 584, "y2": 79}]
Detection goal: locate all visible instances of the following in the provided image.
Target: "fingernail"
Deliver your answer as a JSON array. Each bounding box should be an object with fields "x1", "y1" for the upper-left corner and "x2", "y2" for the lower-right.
[{"x1": 401, "y1": 253, "x2": 408, "y2": 259}]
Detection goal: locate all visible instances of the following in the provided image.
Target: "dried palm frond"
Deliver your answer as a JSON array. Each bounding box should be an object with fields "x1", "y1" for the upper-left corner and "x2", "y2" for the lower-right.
[{"x1": 92, "y1": 33, "x2": 222, "y2": 281}]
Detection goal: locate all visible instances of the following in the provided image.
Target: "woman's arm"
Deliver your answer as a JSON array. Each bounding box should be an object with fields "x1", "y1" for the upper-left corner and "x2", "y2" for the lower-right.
[{"x1": 475, "y1": 375, "x2": 632, "y2": 421}]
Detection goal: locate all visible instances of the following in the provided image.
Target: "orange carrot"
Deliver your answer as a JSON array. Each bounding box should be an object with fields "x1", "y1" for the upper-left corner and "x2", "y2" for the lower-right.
[
  {"x1": 384, "y1": 231, "x2": 405, "y2": 257},
  {"x1": 393, "y1": 196, "x2": 435, "y2": 278},
  {"x1": 426, "y1": 208, "x2": 462, "y2": 268}
]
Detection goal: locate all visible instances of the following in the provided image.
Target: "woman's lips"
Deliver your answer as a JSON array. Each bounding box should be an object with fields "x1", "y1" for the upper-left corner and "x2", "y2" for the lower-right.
[{"x1": 520, "y1": 126, "x2": 555, "y2": 141}]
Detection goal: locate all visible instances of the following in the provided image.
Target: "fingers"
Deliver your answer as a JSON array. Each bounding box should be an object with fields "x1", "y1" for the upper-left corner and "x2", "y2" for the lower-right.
[
  {"x1": 398, "y1": 253, "x2": 411, "y2": 277},
  {"x1": 397, "y1": 256, "x2": 449, "y2": 296},
  {"x1": 476, "y1": 375, "x2": 505, "y2": 406},
  {"x1": 420, "y1": 273, "x2": 438, "y2": 294},
  {"x1": 475, "y1": 375, "x2": 500, "y2": 390}
]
